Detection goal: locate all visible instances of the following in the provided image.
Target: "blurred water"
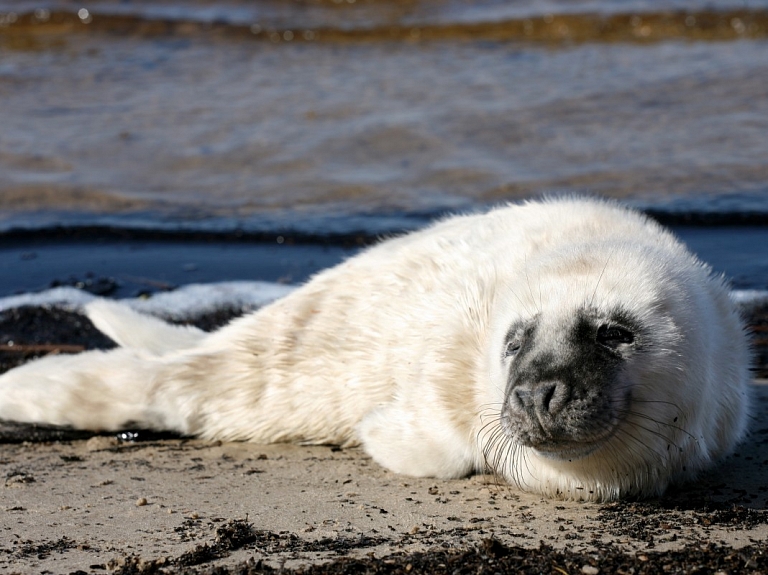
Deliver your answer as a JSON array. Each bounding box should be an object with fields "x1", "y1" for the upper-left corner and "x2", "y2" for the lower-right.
[{"x1": 0, "y1": 1, "x2": 767, "y2": 235}]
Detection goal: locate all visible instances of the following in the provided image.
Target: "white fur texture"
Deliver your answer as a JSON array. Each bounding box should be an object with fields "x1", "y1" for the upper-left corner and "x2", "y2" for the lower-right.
[{"x1": 0, "y1": 198, "x2": 751, "y2": 500}]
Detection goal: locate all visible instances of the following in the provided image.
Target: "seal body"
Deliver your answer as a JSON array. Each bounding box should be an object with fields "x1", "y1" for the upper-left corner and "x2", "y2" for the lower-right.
[{"x1": 0, "y1": 198, "x2": 751, "y2": 500}]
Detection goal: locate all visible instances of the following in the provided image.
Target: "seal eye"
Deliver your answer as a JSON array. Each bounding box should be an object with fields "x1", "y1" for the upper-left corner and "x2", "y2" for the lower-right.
[
  {"x1": 596, "y1": 324, "x2": 634, "y2": 348},
  {"x1": 504, "y1": 339, "x2": 522, "y2": 358}
]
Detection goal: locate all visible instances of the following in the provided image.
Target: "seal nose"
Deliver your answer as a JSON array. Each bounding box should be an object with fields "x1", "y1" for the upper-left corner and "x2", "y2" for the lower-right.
[{"x1": 512, "y1": 381, "x2": 569, "y2": 418}]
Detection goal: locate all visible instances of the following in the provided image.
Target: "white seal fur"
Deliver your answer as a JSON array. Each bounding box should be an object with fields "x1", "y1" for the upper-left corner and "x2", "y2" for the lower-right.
[{"x1": 0, "y1": 198, "x2": 751, "y2": 501}]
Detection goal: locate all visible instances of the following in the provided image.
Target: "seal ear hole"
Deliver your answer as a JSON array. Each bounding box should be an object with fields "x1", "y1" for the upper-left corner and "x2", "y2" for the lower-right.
[{"x1": 596, "y1": 324, "x2": 635, "y2": 348}]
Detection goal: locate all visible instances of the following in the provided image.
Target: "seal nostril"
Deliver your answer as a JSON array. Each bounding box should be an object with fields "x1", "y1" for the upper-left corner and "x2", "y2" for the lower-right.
[
  {"x1": 534, "y1": 381, "x2": 568, "y2": 416},
  {"x1": 541, "y1": 383, "x2": 557, "y2": 413}
]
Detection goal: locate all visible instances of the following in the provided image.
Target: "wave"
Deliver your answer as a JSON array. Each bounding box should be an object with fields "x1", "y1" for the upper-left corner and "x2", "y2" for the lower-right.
[
  {"x1": 2, "y1": 7, "x2": 767, "y2": 46},
  {"x1": 3, "y1": 192, "x2": 768, "y2": 246}
]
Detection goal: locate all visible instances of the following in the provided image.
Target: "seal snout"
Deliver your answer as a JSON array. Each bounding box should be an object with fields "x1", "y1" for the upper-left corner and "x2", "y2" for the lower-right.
[
  {"x1": 503, "y1": 375, "x2": 611, "y2": 460},
  {"x1": 511, "y1": 380, "x2": 570, "y2": 421},
  {"x1": 506, "y1": 378, "x2": 580, "y2": 448},
  {"x1": 504, "y1": 376, "x2": 582, "y2": 457}
]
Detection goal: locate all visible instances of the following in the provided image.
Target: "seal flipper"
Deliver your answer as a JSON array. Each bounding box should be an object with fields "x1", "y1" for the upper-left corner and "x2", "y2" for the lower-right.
[
  {"x1": 0, "y1": 302, "x2": 209, "y2": 434},
  {"x1": 0, "y1": 347, "x2": 192, "y2": 433},
  {"x1": 85, "y1": 300, "x2": 206, "y2": 354},
  {"x1": 358, "y1": 401, "x2": 476, "y2": 479}
]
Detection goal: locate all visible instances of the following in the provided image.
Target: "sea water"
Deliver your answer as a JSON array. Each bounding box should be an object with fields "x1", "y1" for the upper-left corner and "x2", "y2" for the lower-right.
[{"x1": 0, "y1": 0, "x2": 766, "y2": 298}]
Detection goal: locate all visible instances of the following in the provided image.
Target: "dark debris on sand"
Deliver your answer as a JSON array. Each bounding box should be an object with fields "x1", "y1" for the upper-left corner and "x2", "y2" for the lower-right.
[
  {"x1": 105, "y1": 522, "x2": 768, "y2": 575},
  {"x1": 597, "y1": 501, "x2": 768, "y2": 546},
  {"x1": 0, "y1": 306, "x2": 116, "y2": 372},
  {"x1": 295, "y1": 539, "x2": 768, "y2": 575}
]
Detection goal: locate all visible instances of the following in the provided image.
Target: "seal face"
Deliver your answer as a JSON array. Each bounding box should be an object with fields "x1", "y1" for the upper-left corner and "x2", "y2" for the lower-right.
[{"x1": 501, "y1": 307, "x2": 639, "y2": 460}]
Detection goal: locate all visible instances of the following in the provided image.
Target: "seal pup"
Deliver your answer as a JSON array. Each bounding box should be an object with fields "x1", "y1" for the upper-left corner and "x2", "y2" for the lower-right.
[{"x1": 0, "y1": 198, "x2": 751, "y2": 501}]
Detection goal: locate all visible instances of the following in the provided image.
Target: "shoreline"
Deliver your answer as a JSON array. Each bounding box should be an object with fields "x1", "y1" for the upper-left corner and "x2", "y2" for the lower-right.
[{"x1": 3, "y1": 222, "x2": 768, "y2": 301}]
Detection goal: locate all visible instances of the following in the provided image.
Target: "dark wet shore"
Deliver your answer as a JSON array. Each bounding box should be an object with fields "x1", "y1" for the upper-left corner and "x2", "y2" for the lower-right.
[{"x1": 3, "y1": 218, "x2": 768, "y2": 302}]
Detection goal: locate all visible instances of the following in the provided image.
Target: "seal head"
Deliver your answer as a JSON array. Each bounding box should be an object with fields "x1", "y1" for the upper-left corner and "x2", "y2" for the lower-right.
[
  {"x1": 502, "y1": 307, "x2": 639, "y2": 461},
  {"x1": 481, "y1": 224, "x2": 750, "y2": 501}
]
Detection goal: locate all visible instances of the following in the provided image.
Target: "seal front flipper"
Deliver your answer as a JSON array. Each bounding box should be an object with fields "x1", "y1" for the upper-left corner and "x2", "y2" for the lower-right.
[{"x1": 358, "y1": 400, "x2": 476, "y2": 479}]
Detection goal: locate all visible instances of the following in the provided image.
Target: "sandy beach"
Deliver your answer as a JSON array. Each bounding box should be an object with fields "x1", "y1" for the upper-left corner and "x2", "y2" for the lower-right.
[
  {"x1": 2, "y1": 306, "x2": 768, "y2": 574},
  {"x1": 2, "y1": 385, "x2": 768, "y2": 574}
]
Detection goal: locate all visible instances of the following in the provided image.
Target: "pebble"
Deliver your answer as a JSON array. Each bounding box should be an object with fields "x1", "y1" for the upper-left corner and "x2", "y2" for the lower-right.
[
  {"x1": 136, "y1": 497, "x2": 148, "y2": 507},
  {"x1": 581, "y1": 566, "x2": 599, "y2": 575}
]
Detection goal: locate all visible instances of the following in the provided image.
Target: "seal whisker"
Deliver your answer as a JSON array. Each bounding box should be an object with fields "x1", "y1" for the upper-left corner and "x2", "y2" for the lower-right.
[
  {"x1": 609, "y1": 428, "x2": 668, "y2": 468},
  {"x1": 589, "y1": 249, "x2": 614, "y2": 309},
  {"x1": 478, "y1": 416, "x2": 505, "y2": 470},
  {"x1": 619, "y1": 409, "x2": 696, "y2": 442},
  {"x1": 477, "y1": 402, "x2": 505, "y2": 413},
  {"x1": 538, "y1": 270, "x2": 543, "y2": 314},
  {"x1": 483, "y1": 432, "x2": 508, "y2": 480},
  {"x1": 505, "y1": 285, "x2": 536, "y2": 323},
  {"x1": 486, "y1": 429, "x2": 513, "y2": 483},
  {"x1": 626, "y1": 399, "x2": 685, "y2": 408},
  {"x1": 614, "y1": 420, "x2": 684, "y2": 455},
  {"x1": 525, "y1": 253, "x2": 543, "y2": 315},
  {"x1": 620, "y1": 427, "x2": 681, "y2": 468},
  {"x1": 601, "y1": 433, "x2": 670, "y2": 489}
]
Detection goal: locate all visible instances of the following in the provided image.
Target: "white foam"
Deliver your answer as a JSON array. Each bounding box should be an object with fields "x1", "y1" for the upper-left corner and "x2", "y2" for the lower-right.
[
  {"x1": 0, "y1": 281, "x2": 295, "y2": 318},
  {"x1": 730, "y1": 289, "x2": 768, "y2": 314},
  {"x1": 0, "y1": 283, "x2": 765, "y2": 319},
  {"x1": 0, "y1": 286, "x2": 97, "y2": 313},
  {"x1": 129, "y1": 281, "x2": 295, "y2": 319}
]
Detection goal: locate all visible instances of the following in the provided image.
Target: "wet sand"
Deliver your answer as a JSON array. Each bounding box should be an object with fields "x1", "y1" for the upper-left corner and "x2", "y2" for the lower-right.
[{"x1": 2, "y1": 306, "x2": 768, "y2": 574}]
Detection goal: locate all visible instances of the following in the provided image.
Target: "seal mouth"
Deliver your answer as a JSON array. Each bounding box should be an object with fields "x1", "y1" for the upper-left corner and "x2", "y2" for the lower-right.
[
  {"x1": 529, "y1": 428, "x2": 618, "y2": 461},
  {"x1": 500, "y1": 390, "x2": 629, "y2": 462}
]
